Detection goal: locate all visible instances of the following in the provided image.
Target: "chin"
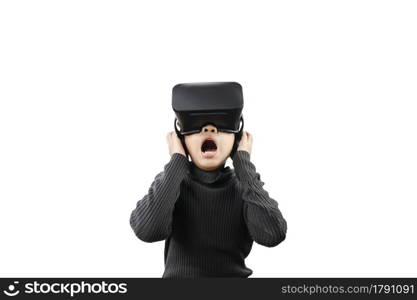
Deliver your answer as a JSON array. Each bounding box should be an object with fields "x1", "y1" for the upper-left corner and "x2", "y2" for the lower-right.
[
  {"x1": 198, "y1": 160, "x2": 223, "y2": 170},
  {"x1": 191, "y1": 154, "x2": 227, "y2": 171}
]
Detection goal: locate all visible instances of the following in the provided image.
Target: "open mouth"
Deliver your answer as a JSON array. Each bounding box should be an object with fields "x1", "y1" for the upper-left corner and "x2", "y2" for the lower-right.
[{"x1": 201, "y1": 138, "x2": 218, "y2": 158}]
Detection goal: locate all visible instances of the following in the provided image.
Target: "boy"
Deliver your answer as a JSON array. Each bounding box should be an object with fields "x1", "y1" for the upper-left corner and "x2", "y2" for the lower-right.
[{"x1": 130, "y1": 82, "x2": 287, "y2": 278}]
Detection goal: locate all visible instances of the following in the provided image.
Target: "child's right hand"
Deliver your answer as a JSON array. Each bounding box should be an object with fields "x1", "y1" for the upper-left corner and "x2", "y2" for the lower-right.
[{"x1": 166, "y1": 131, "x2": 187, "y2": 157}]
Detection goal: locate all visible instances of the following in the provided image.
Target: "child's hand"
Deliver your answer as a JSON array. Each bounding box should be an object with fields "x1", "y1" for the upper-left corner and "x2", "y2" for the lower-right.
[
  {"x1": 166, "y1": 131, "x2": 187, "y2": 157},
  {"x1": 237, "y1": 131, "x2": 253, "y2": 154}
]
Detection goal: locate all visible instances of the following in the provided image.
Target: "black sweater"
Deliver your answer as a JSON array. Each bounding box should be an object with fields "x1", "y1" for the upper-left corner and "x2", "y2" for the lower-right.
[{"x1": 130, "y1": 150, "x2": 287, "y2": 278}]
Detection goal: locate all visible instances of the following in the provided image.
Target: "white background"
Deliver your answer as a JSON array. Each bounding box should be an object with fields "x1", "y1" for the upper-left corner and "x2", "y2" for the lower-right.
[{"x1": 1, "y1": 0, "x2": 416, "y2": 277}]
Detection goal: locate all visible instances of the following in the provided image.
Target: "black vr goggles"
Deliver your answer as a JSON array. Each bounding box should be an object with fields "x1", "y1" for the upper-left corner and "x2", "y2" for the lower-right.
[{"x1": 172, "y1": 81, "x2": 244, "y2": 158}]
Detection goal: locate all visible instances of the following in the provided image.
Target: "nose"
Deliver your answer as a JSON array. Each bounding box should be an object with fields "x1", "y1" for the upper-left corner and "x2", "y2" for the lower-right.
[{"x1": 201, "y1": 124, "x2": 218, "y2": 134}]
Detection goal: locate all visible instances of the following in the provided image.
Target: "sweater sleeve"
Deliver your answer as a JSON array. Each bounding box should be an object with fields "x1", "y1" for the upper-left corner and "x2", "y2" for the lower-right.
[
  {"x1": 130, "y1": 153, "x2": 190, "y2": 243},
  {"x1": 232, "y1": 150, "x2": 287, "y2": 247}
]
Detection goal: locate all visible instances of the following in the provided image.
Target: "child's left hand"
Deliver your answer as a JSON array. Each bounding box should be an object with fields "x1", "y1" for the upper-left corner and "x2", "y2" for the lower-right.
[{"x1": 237, "y1": 131, "x2": 253, "y2": 154}]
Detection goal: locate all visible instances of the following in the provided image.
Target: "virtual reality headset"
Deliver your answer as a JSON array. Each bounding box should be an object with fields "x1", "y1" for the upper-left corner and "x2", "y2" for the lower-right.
[{"x1": 172, "y1": 81, "x2": 244, "y2": 136}]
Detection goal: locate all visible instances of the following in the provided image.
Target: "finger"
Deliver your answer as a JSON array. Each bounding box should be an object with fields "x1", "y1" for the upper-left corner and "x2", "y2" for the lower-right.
[
  {"x1": 247, "y1": 132, "x2": 252, "y2": 142},
  {"x1": 243, "y1": 131, "x2": 249, "y2": 140},
  {"x1": 167, "y1": 132, "x2": 173, "y2": 144},
  {"x1": 173, "y1": 133, "x2": 181, "y2": 143},
  {"x1": 242, "y1": 131, "x2": 248, "y2": 141}
]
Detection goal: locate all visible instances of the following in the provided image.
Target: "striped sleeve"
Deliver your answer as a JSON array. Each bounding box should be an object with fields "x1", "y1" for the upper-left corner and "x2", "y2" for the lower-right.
[
  {"x1": 232, "y1": 150, "x2": 287, "y2": 247},
  {"x1": 130, "y1": 153, "x2": 190, "y2": 242}
]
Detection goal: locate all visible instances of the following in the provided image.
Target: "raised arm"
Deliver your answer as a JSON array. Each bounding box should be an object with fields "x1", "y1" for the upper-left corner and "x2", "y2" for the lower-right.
[
  {"x1": 232, "y1": 150, "x2": 287, "y2": 247},
  {"x1": 130, "y1": 153, "x2": 190, "y2": 242}
]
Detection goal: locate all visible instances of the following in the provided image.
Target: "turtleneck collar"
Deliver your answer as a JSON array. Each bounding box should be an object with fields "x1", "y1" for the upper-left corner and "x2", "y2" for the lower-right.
[{"x1": 189, "y1": 161, "x2": 231, "y2": 184}]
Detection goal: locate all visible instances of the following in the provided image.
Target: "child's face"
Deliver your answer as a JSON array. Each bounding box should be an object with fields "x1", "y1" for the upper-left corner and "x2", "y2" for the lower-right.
[{"x1": 184, "y1": 124, "x2": 235, "y2": 171}]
